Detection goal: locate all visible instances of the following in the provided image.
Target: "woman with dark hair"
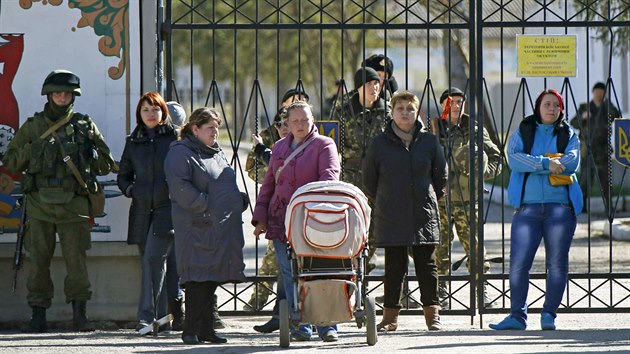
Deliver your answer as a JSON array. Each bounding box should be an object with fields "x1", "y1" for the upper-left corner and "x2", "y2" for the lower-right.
[
  {"x1": 118, "y1": 92, "x2": 178, "y2": 333},
  {"x1": 490, "y1": 89, "x2": 582, "y2": 331},
  {"x1": 165, "y1": 107, "x2": 247, "y2": 344}
]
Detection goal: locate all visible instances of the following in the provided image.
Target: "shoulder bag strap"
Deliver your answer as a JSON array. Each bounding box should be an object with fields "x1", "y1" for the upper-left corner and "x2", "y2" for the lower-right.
[
  {"x1": 39, "y1": 111, "x2": 74, "y2": 140},
  {"x1": 274, "y1": 135, "x2": 315, "y2": 183}
]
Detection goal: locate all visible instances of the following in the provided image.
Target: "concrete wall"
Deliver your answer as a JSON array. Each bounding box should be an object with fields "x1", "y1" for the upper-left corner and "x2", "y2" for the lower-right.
[{"x1": 0, "y1": 242, "x2": 140, "y2": 323}]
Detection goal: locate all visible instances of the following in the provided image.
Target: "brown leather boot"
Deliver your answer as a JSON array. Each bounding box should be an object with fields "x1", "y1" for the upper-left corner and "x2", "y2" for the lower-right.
[
  {"x1": 377, "y1": 307, "x2": 400, "y2": 331},
  {"x1": 423, "y1": 305, "x2": 442, "y2": 331}
]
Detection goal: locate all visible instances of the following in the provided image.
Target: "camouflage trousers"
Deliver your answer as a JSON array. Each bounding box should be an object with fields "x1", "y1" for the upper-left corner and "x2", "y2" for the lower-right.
[
  {"x1": 25, "y1": 218, "x2": 93, "y2": 308},
  {"x1": 248, "y1": 241, "x2": 278, "y2": 305},
  {"x1": 435, "y1": 200, "x2": 490, "y2": 277}
]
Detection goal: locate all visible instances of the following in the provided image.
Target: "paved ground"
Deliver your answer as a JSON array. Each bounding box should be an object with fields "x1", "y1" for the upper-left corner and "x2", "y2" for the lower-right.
[
  {"x1": 3, "y1": 142, "x2": 630, "y2": 353},
  {"x1": 1, "y1": 313, "x2": 629, "y2": 353}
]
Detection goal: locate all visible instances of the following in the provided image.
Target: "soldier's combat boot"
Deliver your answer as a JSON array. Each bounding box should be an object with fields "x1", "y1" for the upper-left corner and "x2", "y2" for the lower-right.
[
  {"x1": 21, "y1": 306, "x2": 47, "y2": 333},
  {"x1": 210, "y1": 294, "x2": 226, "y2": 329},
  {"x1": 438, "y1": 283, "x2": 450, "y2": 309},
  {"x1": 72, "y1": 301, "x2": 95, "y2": 332},
  {"x1": 169, "y1": 297, "x2": 185, "y2": 331}
]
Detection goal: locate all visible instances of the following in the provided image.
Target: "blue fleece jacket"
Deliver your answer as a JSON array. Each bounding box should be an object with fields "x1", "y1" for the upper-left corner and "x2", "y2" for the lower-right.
[{"x1": 507, "y1": 121, "x2": 583, "y2": 214}]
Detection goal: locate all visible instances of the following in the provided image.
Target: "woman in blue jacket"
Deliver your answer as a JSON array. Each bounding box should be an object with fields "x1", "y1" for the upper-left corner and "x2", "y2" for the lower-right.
[{"x1": 490, "y1": 89, "x2": 582, "y2": 331}]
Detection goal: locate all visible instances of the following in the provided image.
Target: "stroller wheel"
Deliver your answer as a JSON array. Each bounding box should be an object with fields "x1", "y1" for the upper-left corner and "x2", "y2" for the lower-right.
[
  {"x1": 365, "y1": 296, "x2": 378, "y2": 346},
  {"x1": 279, "y1": 299, "x2": 290, "y2": 348}
]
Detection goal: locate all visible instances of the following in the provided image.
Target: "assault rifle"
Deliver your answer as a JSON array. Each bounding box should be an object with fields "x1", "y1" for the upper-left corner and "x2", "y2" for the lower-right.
[{"x1": 12, "y1": 196, "x2": 27, "y2": 293}]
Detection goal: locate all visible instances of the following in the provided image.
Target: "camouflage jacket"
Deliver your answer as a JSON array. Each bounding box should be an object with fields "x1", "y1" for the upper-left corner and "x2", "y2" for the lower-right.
[
  {"x1": 331, "y1": 91, "x2": 390, "y2": 189},
  {"x1": 431, "y1": 113, "x2": 502, "y2": 202},
  {"x1": 245, "y1": 126, "x2": 280, "y2": 184},
  {"x1": 570, "y1": 99, "x2": 620, "y2": 163},
  {"x1": 2, "y1": 111, "x2": 115, "y2": 222}
]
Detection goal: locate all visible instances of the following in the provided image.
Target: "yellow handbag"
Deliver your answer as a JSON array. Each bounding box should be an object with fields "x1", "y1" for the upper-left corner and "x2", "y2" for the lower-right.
[{"x1": 544, "y1": 153, "x2": 574, "y2": 186}]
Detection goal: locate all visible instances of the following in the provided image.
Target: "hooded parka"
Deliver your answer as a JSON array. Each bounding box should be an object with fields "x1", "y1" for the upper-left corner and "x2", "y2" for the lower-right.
[
  {"x1": 164, "y1": 137, "x2": 247, "y2": 284},
  {"x1": 117, "y1": 124, "x2": 177, "y2": 244}
]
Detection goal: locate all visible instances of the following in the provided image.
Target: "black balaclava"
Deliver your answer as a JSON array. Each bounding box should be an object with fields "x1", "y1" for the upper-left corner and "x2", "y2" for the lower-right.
[{"x1": 44, "y1": 93, "x2": 74, "y2": 121}]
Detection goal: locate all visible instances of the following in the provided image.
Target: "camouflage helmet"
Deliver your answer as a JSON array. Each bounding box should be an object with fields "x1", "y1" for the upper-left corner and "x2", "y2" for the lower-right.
[{"x1": 41, "y1": 70, "x2": 81, "y2": 96}]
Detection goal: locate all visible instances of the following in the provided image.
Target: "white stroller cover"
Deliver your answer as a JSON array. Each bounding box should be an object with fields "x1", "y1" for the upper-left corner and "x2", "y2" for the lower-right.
[{"x1": 285, "y1": 181, "x2": 371, "y2": 258}]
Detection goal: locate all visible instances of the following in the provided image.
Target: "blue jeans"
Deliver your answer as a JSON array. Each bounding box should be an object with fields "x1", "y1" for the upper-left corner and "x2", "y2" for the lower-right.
[
  {"x1": 273, "y1": 240, "x2": 337, "y2": 339},
  {"x1": 137, "y1": 223, "x2": 174, "y2": 322},
  {"x1": 271, "y1": 271, "x2": 286, "y2": 318},
  {"x1": 509, "y1": 203, "x2": 576, "y2": 323},
  {"x1": 165, "y1": 246, "x2": 183, "y2": 300}
]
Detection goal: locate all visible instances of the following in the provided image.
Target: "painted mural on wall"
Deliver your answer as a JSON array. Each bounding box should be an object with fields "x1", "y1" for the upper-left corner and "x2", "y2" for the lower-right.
[
  {"x1": 0, "y1": 34, "x2": 23, "y2": 227},
  {"x1": 0, "y1": 1, "x2": 139, "y2": 239}
]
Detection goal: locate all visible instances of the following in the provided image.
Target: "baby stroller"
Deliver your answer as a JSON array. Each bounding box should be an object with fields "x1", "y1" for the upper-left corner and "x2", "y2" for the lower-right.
[{"x1": 279, "y1": 180, "x2": 376, "y2": 348}]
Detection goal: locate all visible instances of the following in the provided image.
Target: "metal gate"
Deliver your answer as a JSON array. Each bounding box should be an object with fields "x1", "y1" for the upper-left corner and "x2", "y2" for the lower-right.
[{"x1": 161, "y1": 0, "x2": 630, "y2": 322}]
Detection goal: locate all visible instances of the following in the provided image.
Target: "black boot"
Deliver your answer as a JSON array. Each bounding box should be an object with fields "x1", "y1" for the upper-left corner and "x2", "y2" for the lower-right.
[
  {"x1": 72, "y1": 301, "x2": 95, "y2": 332},
  {"x1": 210, "y1": 294, "x2": 226, "y2": 329},
  {"x1": 21, "y1": 306, "x2": 47, "y2": 333},
  {"x1": 199, "y1": 330, "x2": 227, "y2": 344},
  {"x1": 253, "y1": 317, "x2": 280, "y2": 333},
  {"x1": 169, "y1": 297, "x2": 185, "y2": 331}
]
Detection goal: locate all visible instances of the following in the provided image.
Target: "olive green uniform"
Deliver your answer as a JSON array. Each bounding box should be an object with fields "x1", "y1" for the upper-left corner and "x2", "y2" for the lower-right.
[
  {"x1": 3, "y1": 111, "x2": 115, "y2": 308},
  {"x1": 431, "y1": 113, "x2": 502, "y2": 276},
  {"x1": 331, "y1": 91, "x2": 389, "y2": 271}
]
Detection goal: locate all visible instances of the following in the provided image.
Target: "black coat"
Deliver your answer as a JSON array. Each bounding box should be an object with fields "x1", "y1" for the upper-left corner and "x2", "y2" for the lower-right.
[
  {"x1": 117, "y1": 124, "x2": 178, "y2": 245},
  {"x1": 362, "y1": 121, "x2": 447, "y2": 247}
]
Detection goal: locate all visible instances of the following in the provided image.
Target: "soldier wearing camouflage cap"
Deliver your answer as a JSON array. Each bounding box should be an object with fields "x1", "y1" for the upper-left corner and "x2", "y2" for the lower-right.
[
  {"x1": 3, "y1": 69, "x2": 116, "y2": 333},
  {"x1": 430, "y1": 87, "x2": 502, "y2": 309}
]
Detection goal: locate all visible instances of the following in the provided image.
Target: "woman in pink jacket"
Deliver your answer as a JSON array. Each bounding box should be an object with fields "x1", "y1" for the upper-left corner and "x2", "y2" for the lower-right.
[{"x1": 252, "y1": 100, "x2": 341, "y2": 342}]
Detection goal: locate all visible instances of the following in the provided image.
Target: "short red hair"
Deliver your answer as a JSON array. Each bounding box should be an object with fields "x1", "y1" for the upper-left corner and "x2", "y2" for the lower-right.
[
  {"x1": 135, "y1": 92, "x2": 171, "y2": 127},
  {"x1": 534, "y1": 89, "x2": 564, "y2": 117}
]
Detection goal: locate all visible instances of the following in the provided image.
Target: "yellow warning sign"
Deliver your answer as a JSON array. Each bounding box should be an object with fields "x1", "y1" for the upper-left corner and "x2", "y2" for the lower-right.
[{"x1": 517, "y1": 35, "x2": 577, "y2": 77}]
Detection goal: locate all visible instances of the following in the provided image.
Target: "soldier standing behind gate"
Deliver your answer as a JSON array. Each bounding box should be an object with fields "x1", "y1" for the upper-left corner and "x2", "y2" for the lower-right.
[
  {"x1": 569, "y1": 82, "x2": 620, "y2": 211},
  {"x1": 430, "y1": 87, "x2": 502, "y2": 308},
  {"x1": 362, "y1": 54, "x2": 398, "y2": 103},
  {"x1": 3, "y1": 70, "x2": 116, "y2": 332},
  {"x1": 331, "y1": 67, "x2": 390, "y2": 274}
]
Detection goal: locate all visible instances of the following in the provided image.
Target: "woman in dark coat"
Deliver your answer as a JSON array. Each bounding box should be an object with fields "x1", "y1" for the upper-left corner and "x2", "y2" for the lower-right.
[
  {"x1": 164, "y1": 107, "x2": 247, "y2": 345},
  {"x1": 363, "y1": 90, "x2": 448, "y2": 332},
  {"x1": 117, "y1": 92, "x2": 178, "y2": 333}
]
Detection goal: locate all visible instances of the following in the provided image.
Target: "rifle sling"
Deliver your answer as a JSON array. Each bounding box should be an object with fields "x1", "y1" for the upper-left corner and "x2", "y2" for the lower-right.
[{"x1": 39, "y1": 111, "x2": 74, "y2": 140}]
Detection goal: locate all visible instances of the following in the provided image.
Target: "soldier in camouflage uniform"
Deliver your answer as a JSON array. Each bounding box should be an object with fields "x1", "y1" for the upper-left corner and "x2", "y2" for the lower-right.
[
  {"x1": 362, "y1": 54, "x2": 398, "y2": 102},
  {"x1": 246, "y1": 89, "x2": 307, "y2": 333},
  {"x1": 244, "y1": 112, "x2": 286, "y2": 310},
  {"x1": 569, "y1": 82, "x2": 620, "y2": 211},
  {"x1": 430, "y1": 87, "x2": 502, "y2": 308},
  {"x1": 3, "y1": 70, "x2": 116, "y2": 332},
  {"x1": 331, "y1": 67, "x2": 390, "y2": 273}
]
